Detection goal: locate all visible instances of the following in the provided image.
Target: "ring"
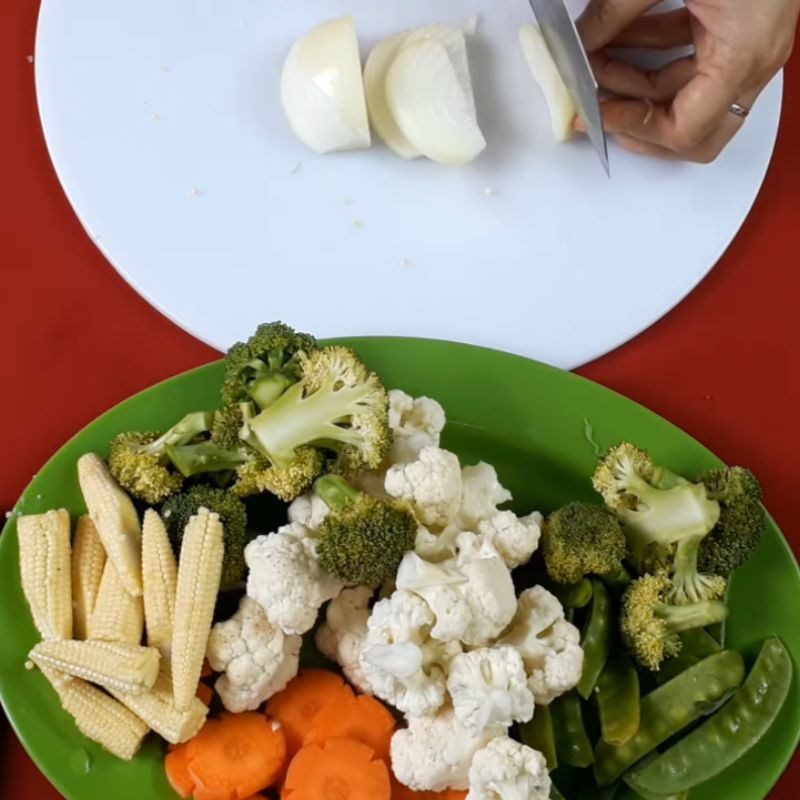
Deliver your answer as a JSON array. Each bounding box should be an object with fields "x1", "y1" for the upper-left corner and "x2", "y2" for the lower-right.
[{"x1": 729, "y1": 103, "x2": 751, "y2": 120}]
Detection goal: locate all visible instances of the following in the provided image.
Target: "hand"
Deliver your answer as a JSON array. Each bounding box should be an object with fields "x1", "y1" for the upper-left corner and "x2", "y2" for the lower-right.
[{"x1": 576, "y1": 0, "x2": 800, "y2": 162}]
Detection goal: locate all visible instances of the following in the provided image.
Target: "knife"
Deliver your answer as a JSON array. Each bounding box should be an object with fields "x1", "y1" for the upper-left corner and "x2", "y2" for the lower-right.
[{"x1": 527, "y1": 0, "x2": 609, "y2": 175}]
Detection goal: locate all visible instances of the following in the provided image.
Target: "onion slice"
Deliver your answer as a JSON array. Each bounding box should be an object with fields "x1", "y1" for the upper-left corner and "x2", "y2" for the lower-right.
[{"x1": 280, "y1": 16, "x2": 371, "y2": 154}]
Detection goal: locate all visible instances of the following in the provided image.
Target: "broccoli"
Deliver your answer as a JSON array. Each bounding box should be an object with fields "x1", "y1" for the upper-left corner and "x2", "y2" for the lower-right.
[
  {"x1": 160, "y1": 485, "x2": 250, "y2": 591},
  {"x1": 314, "y1": 474, "x2": 417, "y2": 587},
  {"x1": 593, "y1": 443, "x2": 726, "y2": 604},
  {"x1": 620, "y1": 573, "x2": 729, "y2": 671},
  {"x1": 222, "y1": 321, "x2": 317, "y2": 409},
  {"x1": 541, "y1": 502, "x2": 627, "y2": 584},
  {"x1": 108, "y1": 411, "x2": 212, "y2": 503},
  {"x1": 697, "y1": 467, "x2": 766, "y2": 576}
]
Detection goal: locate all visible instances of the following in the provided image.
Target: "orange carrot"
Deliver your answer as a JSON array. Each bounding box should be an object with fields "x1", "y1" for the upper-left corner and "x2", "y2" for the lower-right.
[
  {"x1": 164, "y1": 743, "x2": 194, "y2": 799},
  {"x1": 266, "y1": 669, "x2": 354, "y2": 758},
  {"x1": 305, "y1": 693, "x2": 396, "y2": 763},
  {"x1": 392, "y1": 783, "x2": 468, "y2": 800},
  {"x1": 196, "y1": 681, "x2": 214, "y2": 706},
  {"x1": 185, "y1": 712, "x2": 286, "y2": 800},
  {"x1": 283, "y1": 738, "x2": 391, "y2": 800},
  {"x1": 201, "y1": 659, "x2": 214, "y2": 678}
]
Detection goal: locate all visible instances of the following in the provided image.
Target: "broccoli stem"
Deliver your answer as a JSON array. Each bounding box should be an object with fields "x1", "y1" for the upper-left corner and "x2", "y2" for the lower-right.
[
  {"x1": 134, "y1": 412, "x2": 213, "y2": 455},
  {"x1": 314, "y1": 475, "x2": 361, "y2": 510},
  {"x1": 248, "y1": 373, "x2": 294, "y2": 410},
  {"x1": 166, "y1": 442, "x2": 248, "y2": 478},
  {"x1": 655, "y1": 600, "x2": 728, "y2": 633}
]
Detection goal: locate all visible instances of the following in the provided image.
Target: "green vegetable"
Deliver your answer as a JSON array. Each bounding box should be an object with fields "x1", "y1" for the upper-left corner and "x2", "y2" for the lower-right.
[
  {"x1": 627, "y1": 637, "x2": 792, "y2": 795},
  {"x1": 549, "y1": 784, "x2": 567, "y2": 800},
  {"x1": 597, "y1": 657, "x2": 640, "y2": 746},
  {"x1": 549, "y1": 578, "x2": 593, "y2": 610},
  {"x1": 520, "y1": 705, "x2": 558, "y2": 771},
  {"x1": 160, "y1": 485, "x2": 250, "y2": 591},
  {"x1": 593, "y1": 650, "x2": 746, "y2": 785},
  {"x1": 551, "y1": 691, "x2": 594, "y2": 768},
  {"x1": 678, "y1": 627, "x2": 721, "y2": 658},
  {"x1": 620, "y1": 573, "x2": 728, "y2": 671},
  {"x1": 314, "y1": 475, "x2": 417, "y2": 586},
  {"x1": 577, "y1": 578, "x2": 613, "y2": 698},
  {"x1": 542, "y1": 502, "x2": 626, "y2": 584},
  {"x1": 107, "y1": 412, "x2": 212, "y2": 503}
]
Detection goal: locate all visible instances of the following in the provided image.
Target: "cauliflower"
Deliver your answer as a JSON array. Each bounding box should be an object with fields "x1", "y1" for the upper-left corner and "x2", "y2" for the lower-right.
[
  {"x1": 396, "y1": 535, "x2": 517, "y2": 646},
  {"x1": 446, "y1": 646, "x2": 534, "y2": 735},
  {"x1": 391, "y1": 708, "x2": 504, "y2": 792},
  {"x1": 360, "y1": 590, "x2": 461, "y2": 717},
  {"x1": 456, "y1": 463, "x2": 513, "y2": 530},
  {"x1": 315, "y1": 586, "x2": 375, "y2": 694},
  {"x1": 467, "y1": 737, "x2": 551, "y2": 800},
  {"x1": 388, "y1": 390, "x2": 447, "y2": 464},
  {"x1": 206, "y1": 596, "x2": 302, "y2": 713},
  {"x1": 245, "y1": 522, "x2": 344, "y2": 636},
  {"x1": 385, "y1": 447, "x2": 463, "y2": 529},
  {"x1": 477, "y1": 511, "x2": 543, "y2": 570},
  {"x1": 498, "y1": 586, "x2": 583, "y2": 705},
  {"x1": 287, "y1": 492, "x2": 329, "y2": 529}
]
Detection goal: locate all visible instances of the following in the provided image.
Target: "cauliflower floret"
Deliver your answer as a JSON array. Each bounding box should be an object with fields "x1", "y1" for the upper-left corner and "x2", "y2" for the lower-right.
[
  {"x1": 388, "y1": 391, "x2": 447, "y2": 464},
  {"x1": 245, "y1": 522, "x2": 344, "y2": 636},
  {"x1": 477, "y1": 511, "x2": 543, "y2": 570},
  {"x1": 467, "y1": 736, "x2": 551, "y2": 800},
  {"x1": 315, "y1": 586, "x2": 375, "y2": 694},
  {"x1": 498, "y1": 586, "x2": 583, "y2": 705},
  {"x1": 447, "y1": 646, "x2": 534, "y2": 735},
  {"x1": 287, "y1": 492, "x2": 330, "y2": 529},
  {"x1": 360, "y1": 590, "x2": 460, "y2": 717},
  {"x1": 456, "y1": 463, "x2": 513, "y2": 530},
  {"x1": 391, "y1": 709, "x2": 504, "y2": 792},
  {"x1": 206, "y1": 596, "x2": 302, "y2": 713},
  {"x1": 385, "y1": 447, "x2": 462, "y2": 529}
]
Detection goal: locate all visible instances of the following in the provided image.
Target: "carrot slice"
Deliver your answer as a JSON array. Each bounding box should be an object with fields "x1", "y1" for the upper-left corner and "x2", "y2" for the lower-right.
[
  {"x1": 201, "y1": 659, "x2": 214, "y2": 678},
  {"x1": 392, "y1": 784, "x2": 467, "y2": 800},
  {"x1": 305, "y1": 693, "x2": 396, "y2": 763},
  {"x1": 283, "y1": 738, "x2": 391, "y2": 800},
  {"x1": 185, "y1": 712, "x2": 286, "y2": 800},
  {"x1": 196, "y1": 681, "x2": 214, "y2": 706},
  {"x1": 164, "y1": 743, "x2": 194, "y2": 798},
  {"x1": 266, "y1": 669, "x2": 354, "y2": 758}
]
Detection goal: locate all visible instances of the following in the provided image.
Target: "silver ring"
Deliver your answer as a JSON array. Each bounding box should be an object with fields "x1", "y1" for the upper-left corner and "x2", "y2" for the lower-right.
[{"x1": 729, "y1": 103, "x2": 751, "y2": 120}]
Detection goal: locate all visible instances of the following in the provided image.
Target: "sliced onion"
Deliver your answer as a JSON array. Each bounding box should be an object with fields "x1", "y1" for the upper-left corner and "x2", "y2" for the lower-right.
[
  {"x1": 386, "y1": 26, "x2": 486, "y2": 165},
  {"x1": 280, "y1": 16, "x2": 371, "y2": 154},
  {"x1": 519, "y1": 23, "x2": 577, "y2": 142}
]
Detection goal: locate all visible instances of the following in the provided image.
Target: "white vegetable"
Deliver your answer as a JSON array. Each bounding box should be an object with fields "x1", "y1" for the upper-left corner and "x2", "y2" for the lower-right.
[
  {"x1": 386, "y1": 26, "x2": 486, "y2": 165},
  {"x1": 447, "y1": 646, "x2": 534, "y2": 735},
  {"x1": 467, "y1": 736, "x2": 551, "y2": 800},
  {"x1": 206, "y1": 597, "x2": 301, "y2": 713},
  {"x1": 287, "y1": 492, "x2": 330, "y2": 530},
  {"x1": 391, "y1": 708, "x2": 504, "y2": 792},
  {"x1": 498, "y1": 586, "x2": 583, "y2": 705},
  {"x1": 477, "y1": 511, "x2": 542, "y2": 570},
  {"x1": 456, "y1": 463, "x2": 513, "y2": 530},
  {"x1": 519, "y1": 23, "x2": 577, "y2": 143},
  {"x1": 388, "y1": 390, "x2": 447, "y2": 464},
  {"x1": 280, "y1": 16, "x2": 371, "y2": 154}
]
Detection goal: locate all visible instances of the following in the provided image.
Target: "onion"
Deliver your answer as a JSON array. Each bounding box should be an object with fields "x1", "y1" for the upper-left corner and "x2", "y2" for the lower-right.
[
  {"x1": 385, "y1": 26, "x2": 486, "y2": 165},
  {"x1": 519, "y1": 23, "x2": 577, "y2": 142},
  {"x1": 280, "y1": 16, "x2": 371, "y2": 154}
]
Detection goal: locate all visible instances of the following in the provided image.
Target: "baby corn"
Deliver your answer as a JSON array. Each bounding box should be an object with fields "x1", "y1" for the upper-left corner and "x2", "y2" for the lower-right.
[
  {"x1": 77, "y1": 453, "x2": 142, "y2": 596},
  {"x1": 89, "y1": 560, "x2": 144, "y2": 645},
  {"x1": 141, "y1": 510, "x2": 177, "y2": 661},
  {"x1": 71, "y1": 516, "x2": 107, "y2": 639},
  {"x1": 30, "y1": 639, "x2": 160, "y2": 695},
  {"x1": 17, "y1": 509, "x2": 73, "y2": 640},
  {"x1": 171, "y1": 508, "x2": 224, "y2": 710}
]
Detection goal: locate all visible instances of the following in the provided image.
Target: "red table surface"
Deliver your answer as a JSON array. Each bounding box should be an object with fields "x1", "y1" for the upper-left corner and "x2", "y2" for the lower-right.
[{"x1": 1, "y1": 0, "x2": 798, "y2": 796}]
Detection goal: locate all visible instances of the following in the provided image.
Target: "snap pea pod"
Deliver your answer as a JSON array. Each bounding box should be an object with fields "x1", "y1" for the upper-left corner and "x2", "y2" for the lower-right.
[
  {"x1": 597, "y1": 656, "x2": 641, "y2": 745},
  {"x1": 626, "y1": 637, "x2": 792, "y2": 795},
  {"x1": 549, "y1": 784, "x2": 567, "y2": 800},
  {"x1": 621, "y1": 753, "x2": 689, "y2": 799},
  {"x1": 593, "y1": 650, "x2": 745, "y2": 785},
  {"x1": 577, "y1": 578, "x2": 613, "y2": 699},
  {"x1": 520, "y1": 705, "x2": 558, "y2": 770},
  {"x1": 655, "y1": 629, "x2": 722, "y2": 685},
  {"x1": 551, "y1": 691, "x2": 594, "y2": 768},
  {"x1": 550, "y1": 578, "x2": 593, "y2": 610}
]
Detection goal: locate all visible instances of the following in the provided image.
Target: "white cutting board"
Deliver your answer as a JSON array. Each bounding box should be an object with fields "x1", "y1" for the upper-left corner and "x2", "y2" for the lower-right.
[{"x1": 34, "y1": 0, "x2": 781, "y2": 368}]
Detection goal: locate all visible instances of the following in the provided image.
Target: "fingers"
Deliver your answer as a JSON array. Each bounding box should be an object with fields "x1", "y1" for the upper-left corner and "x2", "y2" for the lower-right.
[
  {"x1": 611, "y1": 133, "x2": 682, "y2": 160},
  {"x1": 590, "y1": 54, "x2": 696, "y2": 102},
  {"x1": 609, "y1": 9, "x2": 694, "y2": 50},
  {"x1": 578, "y1": 0, "x2": 664, "y2": 52}
]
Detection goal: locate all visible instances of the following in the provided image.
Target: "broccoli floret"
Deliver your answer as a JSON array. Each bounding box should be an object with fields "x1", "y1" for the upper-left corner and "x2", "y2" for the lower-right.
[
  {"x1": 161, "y1": 486, "x2": 250, "y2": 591},
  {"x1": 697, "y1": 467, "x2": 766, "y2": 576},
  {"x1": 108, "y1": 412, "x2": 212, "y2": 503},
  {"x1": 314, "y1": 475, "x2": 417, "y2": 587},
  {"x1": 620, "y1": 573, "x2": 729, "y2": 671},
  {"x1": 542, "y1": 502, "x2": 626, "y2": 584},
  {"x1": 222, "y1": 321, "x2": 317, "y2": 409}
]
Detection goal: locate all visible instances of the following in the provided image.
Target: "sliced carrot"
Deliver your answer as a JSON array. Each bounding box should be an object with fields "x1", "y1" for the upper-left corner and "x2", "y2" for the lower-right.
[
  {"x1": 305, "y1": 693, "x2": 396, "y2": 763},
  {"x1": 283, "y1": 738, "x2": 391, "y2": 800},
  {"x1": 196, "y1": 681, "x2": 214, "y2": 706},
  {"x1": 201, "y1": 659, "x2": 214, "y2": 678},
  {"x1": 392, "y1": 783, "x2": 467, "y2": 800},
  {"x1": 266, "y1": 669, "x2": 354, "y2": 758},
  {"x1": 185, "y1": 712, "x2": 286, "y2": 800},
  {"x1": 164, "y1": 743, "x2": 194, "y2": 798}
]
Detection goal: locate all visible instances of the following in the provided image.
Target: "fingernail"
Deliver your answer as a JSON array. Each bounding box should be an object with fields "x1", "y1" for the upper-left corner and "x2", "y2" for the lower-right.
[{"x1": 573, "y1": 116, "x2": 586, "y2": 133}]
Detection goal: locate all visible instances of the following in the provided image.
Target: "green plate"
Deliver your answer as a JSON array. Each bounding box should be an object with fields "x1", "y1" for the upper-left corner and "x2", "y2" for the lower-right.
[{"x1": 1, "y1": 338, "x2": 798, "y2": 799}]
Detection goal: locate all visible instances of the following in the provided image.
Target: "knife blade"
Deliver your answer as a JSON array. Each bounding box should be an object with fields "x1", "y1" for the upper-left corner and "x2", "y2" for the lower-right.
[{"x1": 527, "y1": 0, "x2": 609, "y2": 175}]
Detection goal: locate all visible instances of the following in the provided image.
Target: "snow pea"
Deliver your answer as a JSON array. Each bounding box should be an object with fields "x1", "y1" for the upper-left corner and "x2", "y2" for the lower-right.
[
  {"x1": 577, "y1": 578, "x2": 613, "y2": 699},
  {"x1": 550, "y1": 578, "x2": 593, "y2": 610},
  {"x1": 551, "y1": 691, "x2": 594, "y2": 768},
  {"x1": 549, "y1": 784, "x2": 567, "y2": 800},
  {"x1": 626, "y1": 637, "x2": 792, "y2": 795},
  {"x1": 597, "y1": 656, "x2": 640, "y2": 746},
  {"x1": 520, "y1": 705, "x2": 558, "y2": 770},
  {"x1": 593, "y1": 650, "x2": 745, "y2": 785},
  {"x1": 655, "y1": 629, "x2": 722, "y2": 685}
]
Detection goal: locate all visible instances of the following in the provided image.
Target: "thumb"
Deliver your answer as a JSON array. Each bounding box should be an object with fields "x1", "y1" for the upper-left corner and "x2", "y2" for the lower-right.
[{"x1": 578, "y1": 0, "x2": 664, "y2": 52}]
